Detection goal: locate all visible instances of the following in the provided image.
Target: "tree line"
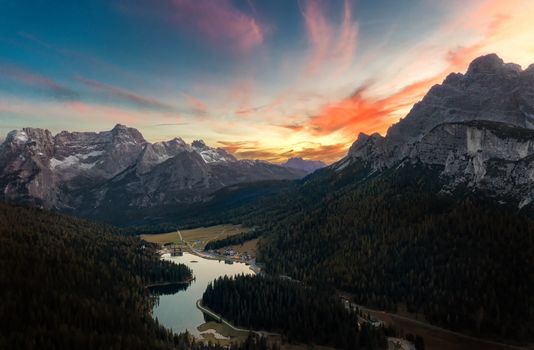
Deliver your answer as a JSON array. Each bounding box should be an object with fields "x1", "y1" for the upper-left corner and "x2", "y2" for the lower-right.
[
  {"x1": 202, "y1": 275, "x2": 387, "y2": 349},
  {"x1": 0, "y1": 203, "x2": 274, "y2": 350},
  {"x1": 254, "y1": 163, "x2": 534, "y2": 341}
]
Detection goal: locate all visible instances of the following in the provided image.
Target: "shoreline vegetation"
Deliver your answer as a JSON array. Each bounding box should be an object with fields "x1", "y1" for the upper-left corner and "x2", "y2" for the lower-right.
[
  {"x1": 146, "y1": 223, "x2": 533, "y2": 350},
  {"x1": 145, "y1": 276, "x2": 195, "y2": 288},
  {"x1": 1, "y1": 204, "x2": 274, "y2": 350},
  {"x1": 201, "y1": 274, "x2": 387, "y2": 350}
]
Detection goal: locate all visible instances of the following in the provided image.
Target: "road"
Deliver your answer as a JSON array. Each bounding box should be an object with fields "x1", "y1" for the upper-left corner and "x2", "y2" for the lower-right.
[
  {"x1": 196, "y1": 299, "x2": 250, "y2": 332},
  {"x1": 349, "y1": 302, "x2": 530, "y2": 350},
  {"x1": 196, "y1": 299, "x2": 278, "y2": 337}
]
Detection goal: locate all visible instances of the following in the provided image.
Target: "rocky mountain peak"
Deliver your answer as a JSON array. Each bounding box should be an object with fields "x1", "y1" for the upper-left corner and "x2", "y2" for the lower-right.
[
  {"x1": 386, "y1": 53, "x2": 534, "y2": 145},
  {"x1": 191, "y1": 140, "x2": 236, "y2": 163},
  {"x1": 110, "y1": 124, "x2": 146, "y2": 144},
  {"x1": 340, "y1": 54, "x2": 534, "y2": 210},
  {"x1": 191, "y1": 140, "x2": 208, "y2": 150},
  {"x1": 465, "y1": 53, "x2": 506, "y2": 76}
]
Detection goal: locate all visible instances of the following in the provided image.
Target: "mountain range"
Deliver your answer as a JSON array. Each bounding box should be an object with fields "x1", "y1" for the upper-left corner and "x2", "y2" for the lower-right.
[
  {"x1": 1, "y1": 53, "x2": 533, "y2": 343},
  {"x1": 0, "y1": 125, "x2": 311, "y2": 215},
  {"x1": 2, "y1": 54, "x2": 534, "y2": 220}
]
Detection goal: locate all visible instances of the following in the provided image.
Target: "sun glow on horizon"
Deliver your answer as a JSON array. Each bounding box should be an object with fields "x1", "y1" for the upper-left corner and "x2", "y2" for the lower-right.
[{"x1": 2, "y1": 0, "x2": 534, "y2": 163}]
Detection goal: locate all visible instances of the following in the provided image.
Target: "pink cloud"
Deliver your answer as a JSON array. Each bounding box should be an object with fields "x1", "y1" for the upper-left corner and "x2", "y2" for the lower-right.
[
  {"x1": 301, "y1": 0, "x2": 358, "y2": 76},
  {"x1": 0, "y1": 63, "x2": 78, "y2": 101},
  {"x1": 77, "y1": 76, "x2": 176, "y2": 113},
  {"x1": 184, "y1": 94, "x2": 208, "y2": 116},
  {"x1": 172, "y1": 0, "x2": 267, "y2": 53}
]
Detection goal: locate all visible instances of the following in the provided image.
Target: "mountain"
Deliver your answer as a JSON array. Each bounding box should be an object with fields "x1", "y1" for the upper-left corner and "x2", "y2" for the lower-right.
[
  {"x1": 0, "y1": 124, "x2": 306, "y2": 220},
  {"x1": 338, "y1": 54, "x2": 534, "y2": 209},
  {"x1": 386, "y1": 53, "x2": 534, "y2": 145},
  {"x1": 184, "y1": 54, "x2": 534, "y2": 342},
  {"x1": 282, "y1": 157, "x2": 326, "y2": 174},
  {"x1": 191, "y1": 139, "x2": 237, "y2": 163}
]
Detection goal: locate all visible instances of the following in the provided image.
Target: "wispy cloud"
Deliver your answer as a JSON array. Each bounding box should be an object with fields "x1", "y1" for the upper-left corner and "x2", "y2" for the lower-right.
[
  {"x1": 171, "y1": 0, "x2": 267, "y2": 53},
  {"x1": 300, "y1": 0, "x2": 358, "y2": 77},
  {"x1": 77, "y1": 76, "x2": 177, "y2": 113},
  {"x1": 184, "y1": 94, "x2": 208, "y2": 116},
  {"x1": 0, "y1": 63, "x2": 79, "y2": 101}
]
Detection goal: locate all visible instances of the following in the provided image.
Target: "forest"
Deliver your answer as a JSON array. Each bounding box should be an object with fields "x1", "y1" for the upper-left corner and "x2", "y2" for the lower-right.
[
  {"x1": 130, "y1": 159, "x2": 534, "y2": 342},
  {"x1": 0, "y1": 203, "x2": 273, "y2": 350},
  {"x1": 202, "y1": 275, "x2": 387, "y2": 349},
  {"x1": 252, "y1": 163, "x2": 534, "y2": 341}
]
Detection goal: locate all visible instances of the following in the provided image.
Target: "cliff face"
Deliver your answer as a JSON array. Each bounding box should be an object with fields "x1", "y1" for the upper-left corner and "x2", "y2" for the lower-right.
[
  {"x1": 386, "y1": 54, "x2": 534, "y2": 145},
  {"x1": 342, "y1": 55, "x2": 534, "y2": 209},
  {"x1": 0, "y1": 124, "x2": 306, "y2": 212}
]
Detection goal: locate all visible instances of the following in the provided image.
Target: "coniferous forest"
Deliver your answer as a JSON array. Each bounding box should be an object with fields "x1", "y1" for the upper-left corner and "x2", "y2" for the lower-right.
[
  {"x1": 251, "y1": 164, "x2": 534, "y2": 341},
  {"x1": 202, "y1": 275, "x2": 387, "y2": 349},
  {"x1": 0, "y1": 204, "x2": 273, "y2": 350}
]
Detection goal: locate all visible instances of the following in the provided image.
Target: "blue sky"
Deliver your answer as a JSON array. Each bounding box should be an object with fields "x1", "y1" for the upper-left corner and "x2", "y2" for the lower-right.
[{"x1": 1, "y1": 0, "x2": 533, "y2": 162}]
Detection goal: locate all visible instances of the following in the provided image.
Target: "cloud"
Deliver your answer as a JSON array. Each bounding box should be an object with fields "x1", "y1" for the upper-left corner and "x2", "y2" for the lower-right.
[
  {"x1": 171, "y1": 0, "x2": 267, "y2": 53},
  {"x1": 77, "y1": 76, "x2": 177, "y2": 113},
  {"x1": 147, "y1": 122, "x2": 188, "y2": 127},
  {"x1": 235, "y1": 104, "x2": 269, "y2": 116},
  {"x1": 184, "y1": 94, "x2": 208, "y2": 116},
  {"x1": 217, "y1": 140, "x2": 259, "y2": 154},
  {"x1": 0, "y1": 63, "x2": 79, "y2": 101},
  {"x1": 303, "y1": 79, "x2": 420, "y2": 138},
  {"x1": 217, "y1": 139, "x2": 346, "y2": 164},
  {"x1": 298, "y1": 0, "x2": 534, "y2": 141},
  {"x1": 300, "y1": 0, "x2": 358, "y2": 77},
  {"x1": 277, "y1": 123, "x2": 306, "y2": 132}
]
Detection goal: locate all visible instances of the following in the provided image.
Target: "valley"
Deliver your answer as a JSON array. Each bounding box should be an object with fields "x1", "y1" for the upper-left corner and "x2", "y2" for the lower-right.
[{"x1": 2, "y1": 52, "x2": 534, "y2": 350}]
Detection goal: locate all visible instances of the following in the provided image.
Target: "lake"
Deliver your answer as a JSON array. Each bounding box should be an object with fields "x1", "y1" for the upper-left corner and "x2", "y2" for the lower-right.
[{"x1": 151, "y1": 252, "x2": 254, "y2": 336}]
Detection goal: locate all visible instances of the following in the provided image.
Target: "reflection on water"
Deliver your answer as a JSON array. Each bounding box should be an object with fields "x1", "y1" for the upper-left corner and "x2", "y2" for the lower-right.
[
  {"x1": 149, "y1": 283, "x2": 190, "y2": 296},
  {"x1": 151, "y1": 252, "x2": 254, "y2": 336}
]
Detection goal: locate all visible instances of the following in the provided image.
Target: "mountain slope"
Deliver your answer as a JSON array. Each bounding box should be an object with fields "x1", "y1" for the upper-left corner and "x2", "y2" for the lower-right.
[
  {"x1": 0, "y1": 125, "x2": 305, "y2": 222},
  {"x1": 0, "y1": 203, "x2": 194, "y2": 349},
  {"x1": 256, "y1": 162, "x2": 534, "y2": 340},
  {"x1": 196, "y1": 54, "x2": 534, "y2": 342}
]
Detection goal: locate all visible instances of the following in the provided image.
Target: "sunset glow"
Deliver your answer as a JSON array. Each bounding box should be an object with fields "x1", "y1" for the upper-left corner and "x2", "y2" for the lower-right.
[{"x1": 2, "y1": 0, "x2": 534, "y2": 163}]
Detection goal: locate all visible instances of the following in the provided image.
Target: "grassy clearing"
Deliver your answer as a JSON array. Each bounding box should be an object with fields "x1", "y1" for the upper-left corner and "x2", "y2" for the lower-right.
[
  {"x1": 218, "y1": 238, "x2": 259, "y2": 258},
  {"x1": 140, "y1": 224, "x2": 249, "y2": 250},
  {"x1": 197, "y1": 321, "x2": 248, "y2": 346}
]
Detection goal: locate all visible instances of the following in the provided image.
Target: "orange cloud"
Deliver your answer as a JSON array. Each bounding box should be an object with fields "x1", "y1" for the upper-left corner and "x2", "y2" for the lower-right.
[
  {"x1": 217, "y1": 139, "x2": 346, "y2": 164},
  {"x1": 301, "y1": 0, "x2": 534, "y2": 142},
  {"x1": 306, "y1": 76, "x2": 438, "y2": 138}
]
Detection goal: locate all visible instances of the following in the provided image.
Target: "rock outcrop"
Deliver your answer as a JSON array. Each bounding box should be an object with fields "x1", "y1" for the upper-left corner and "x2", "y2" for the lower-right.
[
  {"x1": 0, "y1": 125, "x2": 306, "y2": 211},
  {"x1": 341, "y1": 54, "x2": 534, "y2": 208}
]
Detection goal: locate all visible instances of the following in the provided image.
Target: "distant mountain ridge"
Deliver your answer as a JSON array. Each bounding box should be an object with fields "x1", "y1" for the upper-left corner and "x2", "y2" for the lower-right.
[
  {"x1": 0, "y1": 124, "x2": 306, "y2": 216},
  {"x1": 282, "y1": 157, "x2": 326, "y2": 174}
]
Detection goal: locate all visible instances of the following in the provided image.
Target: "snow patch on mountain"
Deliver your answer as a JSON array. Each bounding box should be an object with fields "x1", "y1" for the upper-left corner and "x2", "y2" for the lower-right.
[{"x1": 191, "y1": 140, "x2": 236, "y2": 163}]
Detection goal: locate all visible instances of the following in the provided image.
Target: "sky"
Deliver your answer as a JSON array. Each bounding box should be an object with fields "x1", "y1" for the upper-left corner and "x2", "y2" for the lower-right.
[{"x1": 1, "y1": 0, "x2": 534, "y2": 163}]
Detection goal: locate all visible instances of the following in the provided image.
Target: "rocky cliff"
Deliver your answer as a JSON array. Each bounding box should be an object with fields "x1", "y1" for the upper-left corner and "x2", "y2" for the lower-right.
[
  {"x1": 0, "y1": 124, "x2": 305, "y2": 212},
  {"x1": 341, "y1": 54, "x2": 534, "y2": 209}
]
